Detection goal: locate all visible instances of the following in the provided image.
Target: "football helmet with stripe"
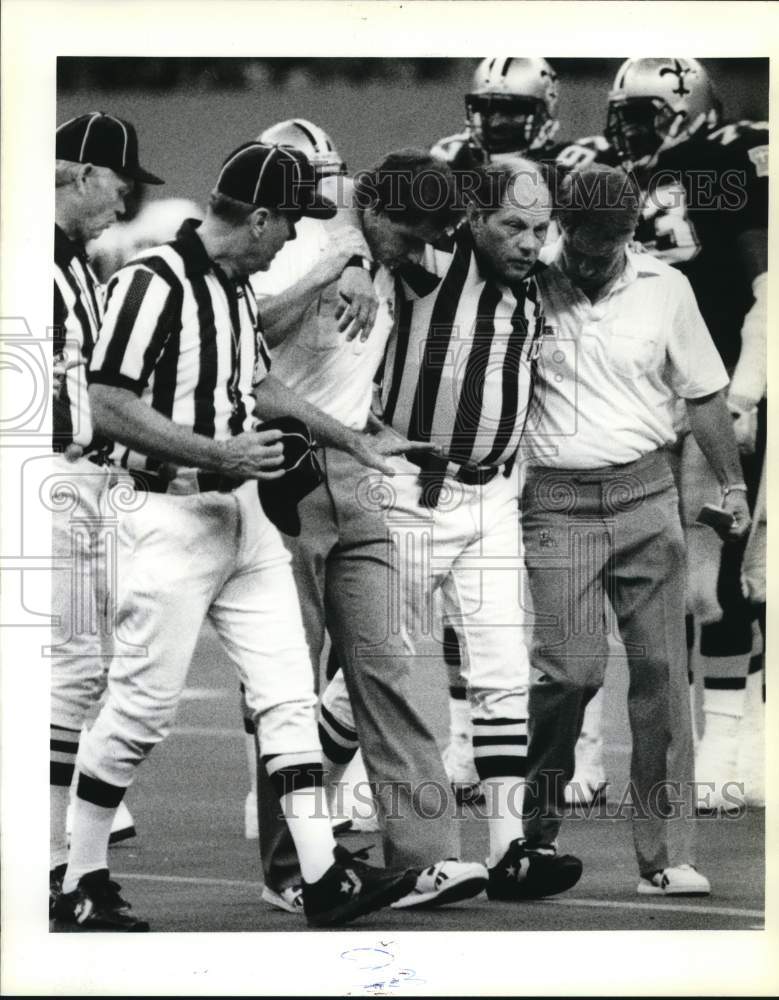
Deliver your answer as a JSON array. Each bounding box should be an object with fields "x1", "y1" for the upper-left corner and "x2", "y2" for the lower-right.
[
  {"x1": 606, "y1": 58, "x2": 721, "y2": 167},
  {"x1": 258, "y1": 118, "x2": 347, "y2": 177}
]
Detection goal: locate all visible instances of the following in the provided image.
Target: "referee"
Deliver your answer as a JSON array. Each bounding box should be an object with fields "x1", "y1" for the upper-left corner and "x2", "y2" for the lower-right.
[
  {"x1": 50, "y1": 112, "x2": 163, "y2": 913},
  {"x1": 54, "y1": 141, "x2": 420, "y2": 931},
  {"x1": 321, "y1": 158, "x2": 583, "y2": 903}
]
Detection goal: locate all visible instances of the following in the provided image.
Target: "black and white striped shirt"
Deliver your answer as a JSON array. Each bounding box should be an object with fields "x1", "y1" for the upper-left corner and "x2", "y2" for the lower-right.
[
  {"x1": 89, "y1": 220, "x2": 270, "y2": 485},
  {"x1": 53, "y1": 225, "x2": 109, "y2": 455},
  {"x1": 379, "y1": 225, "x2": 545, "y2": 470}
]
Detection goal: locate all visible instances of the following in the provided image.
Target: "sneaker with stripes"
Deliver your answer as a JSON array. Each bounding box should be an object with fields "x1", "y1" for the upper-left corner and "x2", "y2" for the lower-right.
[{"x1": 391, "y1": 859, "x2": 488, "y2": 909}]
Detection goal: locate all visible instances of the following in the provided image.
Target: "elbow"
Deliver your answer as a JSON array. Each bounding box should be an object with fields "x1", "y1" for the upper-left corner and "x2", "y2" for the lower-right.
[{"x1": 88, "y1": 384, "x2": 128, "y2": 439}]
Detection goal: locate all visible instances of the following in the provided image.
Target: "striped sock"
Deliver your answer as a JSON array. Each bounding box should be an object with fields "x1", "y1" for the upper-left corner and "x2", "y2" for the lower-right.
[
  {"x1": 702, "y1": 675, "x2": 747, "y2": 718},
  {"x1": 263, "y1": 751, "x2": 334, "y2": 884},
  {"x1": 472, "y1": 717, "x2": 528, "y2": 781},
  {"x1": 318, "y1": 703, "x2": 359, "y2": 766},
  {"x1": 472, "y1": 718, "x2": 529, "y2": 866},
  {"x1": 62, "y1": 771, "x2": 126, "y2": 893},
  {"x1": 50, "y1": 725, "x2": 80, "y2": 869}
]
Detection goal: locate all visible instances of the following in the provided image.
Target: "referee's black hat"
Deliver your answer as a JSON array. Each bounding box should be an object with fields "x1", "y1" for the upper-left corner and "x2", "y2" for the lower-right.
[
  {"x1": 56, "y1": 112, "x2": 164, "y2": 185},
  {"x1": 215, "y1": 142, "x2": 336, "y2": 219},
  {"x1": 256, "y1": 416, "x2": 324, "y2": 536}
]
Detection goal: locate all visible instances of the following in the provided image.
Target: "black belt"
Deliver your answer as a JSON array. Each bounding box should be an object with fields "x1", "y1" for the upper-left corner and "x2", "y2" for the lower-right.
[
  {"x1": 406, "y1": 453, "x2": 502, "y2": 509},
  {"x1": 130, "y1": 470, "x2": 245, "y2": 494}
]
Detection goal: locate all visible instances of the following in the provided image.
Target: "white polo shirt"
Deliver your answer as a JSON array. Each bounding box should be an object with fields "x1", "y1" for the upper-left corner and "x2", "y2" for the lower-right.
[
  {"x1": 250, "y1": 218, "x2": 394, "y2": 430},
  {"x1": 526, "y1": 242, "x2": 729, "y2": 469}
]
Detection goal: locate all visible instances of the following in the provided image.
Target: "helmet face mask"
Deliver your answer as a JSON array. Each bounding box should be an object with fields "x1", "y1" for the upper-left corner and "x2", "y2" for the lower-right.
[
  {"x1": 466, "y1": 57, "x2": 560, "y2": 156},
  {"x1": 257, "y1": 118, "x2": 347, "y2": 178},
  {"x1": 606, "y1": 58, "x2": 720, "y2": 167},
  {"x1": 606, "y1": 96, "x2": 679, "y2": 164},
  {"x1": 468, "y1": 93, "x2": 554, "y2": 155}
]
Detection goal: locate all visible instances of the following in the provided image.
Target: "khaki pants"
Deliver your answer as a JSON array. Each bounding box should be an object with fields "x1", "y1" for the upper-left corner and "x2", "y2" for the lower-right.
[{"x1": 521, "y1": 450, "x2": 696, "y2": 877}]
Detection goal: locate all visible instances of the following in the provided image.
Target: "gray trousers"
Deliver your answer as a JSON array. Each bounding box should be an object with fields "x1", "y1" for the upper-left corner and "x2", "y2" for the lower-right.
[
  {"x1": 256, "y1": 446, "x2": 459, "y2": 890},
  {"x1": 521, "y1": 450, "x2": 696, "y2": 877}
]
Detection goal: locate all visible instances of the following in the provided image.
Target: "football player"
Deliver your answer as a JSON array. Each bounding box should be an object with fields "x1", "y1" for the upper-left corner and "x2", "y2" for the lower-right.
[
  {"x1": 433, "y1": 58, "x2": 609, "y2": 808},
  {"x1": 603, "y1": 58, "x2": 768, "y2": 809},
  {"x1": 433, "y1": 57, "x2": 563, "y2": 169}
]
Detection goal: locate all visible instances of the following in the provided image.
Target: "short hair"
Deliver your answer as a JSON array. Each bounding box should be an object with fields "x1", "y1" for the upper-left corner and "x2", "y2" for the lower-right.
[
  {"x1": 353, "y1": 148, "x2": 462, "y2": 230},
  {"x1": 465, "y1": 157, "x2": 553, "y2": 213},
  {"x1": 555, "y1": 164, "x2": 641, "y2": 236},
  {"x1": 55, "y1": 159, "x2": 82, "y2": 187},
  {"x1": 208, "y1": 190, "x2": 261, "y2": 225}
]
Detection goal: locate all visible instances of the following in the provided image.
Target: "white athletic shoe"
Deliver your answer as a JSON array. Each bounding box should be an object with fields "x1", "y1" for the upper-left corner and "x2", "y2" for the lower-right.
[
  {"x1": 261, "y1": 884, "x2": 304, "y2": 914},
  {"x1": 391, "y1": 859, "x2": 488, "y2": 909},
  {"x1": 695, "y1": 711, "x2": 743, "y2": 812},
  {"x1": 66, "y1": 798, "x2": 137, "y2": 846},
  {"x1": 244, "y1": 790, "x2": 259, "y2": 840},
  {"x1": 564, "y1": 734, "x2": 607, "y2": 807},
  {"x1": 637, "y1": 864, "x2": 711, "y2": 897}
]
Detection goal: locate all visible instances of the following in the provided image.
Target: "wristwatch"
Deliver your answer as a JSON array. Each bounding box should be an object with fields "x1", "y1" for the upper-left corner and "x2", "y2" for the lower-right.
[{"x1": 722, "y1": 482, "x2": 748, "y2": 501}]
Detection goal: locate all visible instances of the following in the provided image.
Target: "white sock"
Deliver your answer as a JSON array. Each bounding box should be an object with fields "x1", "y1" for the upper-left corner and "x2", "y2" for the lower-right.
[
  {"x1": 702, "y1": 685, "x2": 746, "y2": 719},
  {"x1": 324, "y1": 757, "x2": 349, "y2": 816},
  {"x1": 483, "y1": 776, "x2": 526, "y2": 867},
  {"x1": 50, "y1": 785, "x2": 71, "y2": 869},
  {"x1": 245, "y1": 732, "x2": 258, "y2": 795},
  {"x1": 62, "y1": 796, "x2": 118, "y2": 892},
  {"x1": 449, "y1": 696, "x2": 471, "y2": 739},
  {"x1": 280, "y1": 786, "x2": 336, "y2": 884}
]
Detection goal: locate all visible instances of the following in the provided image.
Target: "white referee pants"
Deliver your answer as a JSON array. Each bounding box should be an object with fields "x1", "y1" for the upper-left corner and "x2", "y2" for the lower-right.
[
  {"x1": 322, "y1": 457, "x2": 530, "y2": 733},
  {"x1": 79, "y1": 482, "x2": 319, "y2": 788},
  {"x1": 50, "y1": 453, "x2": 117, "y2": 732}
]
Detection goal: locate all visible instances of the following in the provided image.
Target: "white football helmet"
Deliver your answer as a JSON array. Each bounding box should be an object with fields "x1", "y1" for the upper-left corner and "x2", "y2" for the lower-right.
[
  {"x1": 466, "y1": 57, "x2": 560, "y2": 157},
  {"x1": 258, "y1": 118, "x2": 346, "y2": 176},
  {"x1": 606, "y1": 58, "x2": 721, "y2": 165}
]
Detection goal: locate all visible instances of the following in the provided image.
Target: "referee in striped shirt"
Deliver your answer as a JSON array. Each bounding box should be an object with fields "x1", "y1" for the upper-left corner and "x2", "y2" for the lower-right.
[
  {"x1": 50, "y1": 112, "x2": 163, "y2": 912},
  {"x1": 55, "y1": 141, "x2": 424, "y2": 931},
  {"x1": 321, "y1": 158, "x2": 583, "y2": 902}
]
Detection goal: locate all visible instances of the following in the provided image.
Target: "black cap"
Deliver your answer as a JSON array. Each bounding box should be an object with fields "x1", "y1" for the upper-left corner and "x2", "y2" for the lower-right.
[
  {"x1": 257, "y1": 417, "x2": 324, "y2": 536},
  {"x1": 56, "y1": 112, "x2": 164, "y2": 185},
  {"x1": 215, "y1": 142, "x2": 336, "y2": 219}
]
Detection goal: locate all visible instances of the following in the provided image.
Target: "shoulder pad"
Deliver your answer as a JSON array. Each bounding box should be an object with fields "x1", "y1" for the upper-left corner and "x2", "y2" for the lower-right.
[{"x1": 431, "y1": 132, "x2": 470, "y2": 162}]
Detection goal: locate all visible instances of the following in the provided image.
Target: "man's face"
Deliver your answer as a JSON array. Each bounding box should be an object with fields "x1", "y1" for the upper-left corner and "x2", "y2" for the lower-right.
[
  {"x1": 469, "y1": 175, "x2": 552, "y2": 284},
  {"x1": 559, "y1": 223, "x2": 633, "y2": 296},
  {"x1": 361, "y1": 212, "x2": 443, "y2": 270},
  {"x1": 247, "y1": 210, "x2": 297, "y2": 272},
  {"x1": 481, "y1": 109, "x2": 532, "y2": 157},
  {"x1": 78, "y1": 166, "x2": 133, "y2": 242}
]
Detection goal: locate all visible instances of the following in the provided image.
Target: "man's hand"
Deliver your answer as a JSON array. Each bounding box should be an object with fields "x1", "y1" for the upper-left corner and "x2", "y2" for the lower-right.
[
  {"x1": 345, "y1": 425, "x2": 437, "y2": 475},
  {"x1": 53, "y1": 351, "x2": 85, "y2": 397},
  {"x1": 728, "y1": 392, "x2": 758, "y2": 456},
  {"x1": 722, "y1": 488, "x2": 752, "y2": 540},
  {"x1": 368, "y1": 424, "x2": 442, "y2": 458},
  {"x1": 336, "y1": 266, "x2": 379, "y2": 344},
  {"x1": 219, "y1": 429, "x2": 286, "y2": 480},
  {"x1": 310, "y1": 228, "x2": 370, "y2": 289}
]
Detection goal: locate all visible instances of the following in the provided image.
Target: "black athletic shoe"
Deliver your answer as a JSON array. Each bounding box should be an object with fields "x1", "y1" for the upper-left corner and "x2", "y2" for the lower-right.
[
  {"x1": 486, "y1": 840, "x2": 583, "y2": 901},
  {"x1": 52, "y1": 868, "x2": 149, "y2": 931},
  {"x1": 49, "y1": 863, "x2": 67, "y2": 919},
  {"x1": 303, "y1": 845, "x2": 418, "y2": 928}
]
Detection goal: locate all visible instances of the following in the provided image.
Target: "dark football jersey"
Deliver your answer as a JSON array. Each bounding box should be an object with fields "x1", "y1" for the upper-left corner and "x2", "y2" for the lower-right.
[
  {"x1": 433, "y1": 130, "x2": 573, "y2": 171},
  {"x1": 640, "y1": 121, "x2": 768, "y2": 368},
  {"x1": 556, "y1": 124, "x2": 767, "y2": 367}
]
